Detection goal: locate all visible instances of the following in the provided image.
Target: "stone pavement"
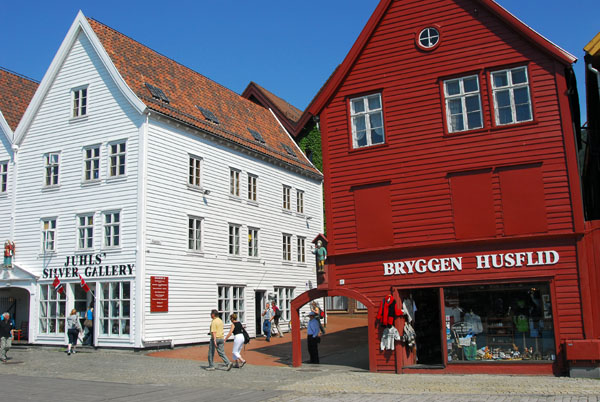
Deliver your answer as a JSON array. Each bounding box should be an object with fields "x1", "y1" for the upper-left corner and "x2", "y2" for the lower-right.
[{"x1": 1, "y1": 346, "x2": 600, "y2": 401}]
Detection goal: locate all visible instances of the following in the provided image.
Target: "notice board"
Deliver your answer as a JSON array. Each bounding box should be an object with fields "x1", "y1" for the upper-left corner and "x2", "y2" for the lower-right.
[{"x1": 150, "y1": 276, "x2": 169, "y2": 312}]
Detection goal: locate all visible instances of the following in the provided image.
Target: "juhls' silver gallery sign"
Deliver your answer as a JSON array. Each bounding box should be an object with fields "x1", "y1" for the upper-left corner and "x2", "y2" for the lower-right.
[{"x1": 383, "y1": 250, "x2": 559, "y2": 276}]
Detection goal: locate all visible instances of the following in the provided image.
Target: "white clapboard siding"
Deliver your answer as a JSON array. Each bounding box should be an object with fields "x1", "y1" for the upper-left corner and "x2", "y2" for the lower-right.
[
  {"x1": 13, "y1": 32, "x2": 142, "y2": 345},
  {"x1": 0, "y1": 133, "x2": 13, "y2": 241},
  {"x1": 142, "y1": 118, "x2": 323, "y2": 344}
]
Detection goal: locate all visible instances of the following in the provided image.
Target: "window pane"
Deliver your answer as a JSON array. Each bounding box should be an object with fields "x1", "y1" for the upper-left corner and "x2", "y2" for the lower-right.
[
  {"x1": 464, "y1": 95, "x2": 481, "y2": 113},
  {"x1": 367, "y1": 95, "x2": 381, "y2": 110},
  {"x1": 511, "y1": 68, "x2": 527, "y2": 84},
  {"x1": 467, "y1": 111, "x2": 482, "y2": 130},
  {"x1": 356, "y1": 131, "x2": 367, "y2": 147},
  {"x1": 369, "y1": 112, "x2": 383, "y2": 129},
  {"x1": 493, "y1": 72, "x2": 508, "y2": 88},
  {"x1": 448, "y1": 99, "x2": 462, "y2": 115},
  {"x1": 451, "y1": 114, "x2": 464, "y2": 132},
  {"x1": 352, "y1": 99, "x2": 364, "y2": 114},
  {"x1": 514, "y1": 87, "x2": 530, "y2": 105},
  {"x1": 498, "y1": 107, "x2": 513, "y2": 125},
  {"x1": 516, "y1": 104, "x2": 532, "y2": 122},
  {"x1": 463, "y1": 77, "x2": 479, "y2": 93},
  {"x1": 445, "y1": 80, "x2": 460, "y2": 96},
  {"x1": 495, "y1": 90, "x2": 511, "y2": 108},
  {"x1": 371, "y1": 127, "x2": 385, "y2": 145},
  {"x1": 354, "y1": 115, "x2": 366, "y2": 132}
]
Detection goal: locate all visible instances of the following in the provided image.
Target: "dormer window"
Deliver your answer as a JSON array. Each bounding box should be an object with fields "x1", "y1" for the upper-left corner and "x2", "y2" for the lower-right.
[
  {"x1": 72, "y1": 87, "x2": 87, "y2": 118},
  {"x1": 350, "y1": 93, "x2": 385, "y2": 148}
]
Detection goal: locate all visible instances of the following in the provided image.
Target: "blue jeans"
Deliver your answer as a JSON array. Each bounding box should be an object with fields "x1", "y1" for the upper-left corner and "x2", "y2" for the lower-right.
[
  {"x1": 263, "y1": 320, "x2": 272, "y2": 340},
  {"x1": 208, "y1": 338, "x2": 230, "y2": 368}
]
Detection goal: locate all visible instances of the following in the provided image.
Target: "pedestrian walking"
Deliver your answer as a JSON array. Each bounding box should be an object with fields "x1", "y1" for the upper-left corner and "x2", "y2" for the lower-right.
[
  {"x1": 261, "y1": 302, "x2": 274, "y2": 342},
  {"x1": 206, "y1": 309, "x2": 233, "y2": 371},
  {"x1": 0, "y1": 312, "x2": 14, "y2": 363},
  {"x1": 272, "y1": 302, "x2": 284, "y2": 338},
  {"x1": 224, "y1": 313, "x2": 247, "y2": 368},
  {"x1": 307, "y1": 311, "x2": 323, "y2": 364},
  {"x1": 66, "y1": 309, "x2": 83, "y2": 355},
  {"x1": 83, "y1": 304, "x2": 94, "y2": 346}
]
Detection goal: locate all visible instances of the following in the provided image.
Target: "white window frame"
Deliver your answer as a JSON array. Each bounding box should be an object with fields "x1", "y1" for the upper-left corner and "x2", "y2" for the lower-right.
[
  {"x1": 248, "y1": 227, "x2": 259, "y2": 258},
  {"x1": 188, "y1": 155, "x2": 202, "y2": 188},
  {"x1": 228, "y1": 223, "x2": 241, "y2": 256},
  {"x1": 230, "y1": 168, "x2": 240, "y2": 197},
  {"x1": 72, "y1": 86, "x2": 88, "y2": 118},
  {"x1": 39, "y1": 284, "x2": 66, "y2": 335},
  {"x1": 443, "y1": 75, "x2": 484, "y2": 133},
  {"x1": 99, "y1": 281, "x2": 131, "y2": 338},
  {"x1": 188, "y1": 216, "x2": 203, "y2": 252},
  {"x1": 108, "y1": 141, "x2": 126, "y2": 178},
  {"x1": 491, "y1": 66, "x2": 533, "y2": 126},
  {"x1": 44, "y1": 152, "x2": 60, "y2": 187},
  {"x1": 218, "y1": 285, "x2": 245, "y2": 324},
  {"x1": 282, "y1": 185, "x2": 291, "y2": 210},
  {"x1": 418, "y1": 27, "x2": 440, "y2": 49},
  {"x1": 350, "y1": 93, "x2": 385, "y2": 148},
  {"x1": 274, "y1": 287, "x2": 294, "y2": 321},
  {"x1": 297, "y1": 236, "x2": 306, "y2": 263},
  {"x1": 0, "y1": 161, "x2": 8, "y2": 193},
  {"x1": 296, "y1": 190, "x2": 304, "y2": 214},
  {"x1": 83, "y1": 145, "x2": 100, "y2": 182},
  {"x1": 248, "y1": 174, "x2": 258, "y2": 202},
  {"x1": 103, "y1": 211, "x2": 121, "y2": 248},
  {"x1": 77, "y1": 213, "x2": 94, "y2": 250},
  {"x1": 42, "y1": 218, "x2": 57, "y2": 253},
  {"x1": 282, "y1": 234, "x2": 292, "y2": 261}
]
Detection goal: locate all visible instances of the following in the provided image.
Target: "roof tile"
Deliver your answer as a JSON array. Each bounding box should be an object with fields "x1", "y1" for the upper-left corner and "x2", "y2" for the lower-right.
[{"x1": 0, "y1": 68, "x2": 39, "y2": 132}]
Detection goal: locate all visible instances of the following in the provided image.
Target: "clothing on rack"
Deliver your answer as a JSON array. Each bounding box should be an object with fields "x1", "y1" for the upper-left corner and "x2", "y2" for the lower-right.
[
  {"x1": 401, "y1": 322, "x2": 416, "y2": 348},
  {"x1": 463, "y1": 312, "x2": 483, "y2": 334},
  {"x1": 402, "y1": 297, "x2": 417, "y2": 324},
  {"x1": 377, "y1": 294, "x2": 402, "y2": 326},
  {"x1": 380, "y1": 326, "x2": 402, "y2": 350}
]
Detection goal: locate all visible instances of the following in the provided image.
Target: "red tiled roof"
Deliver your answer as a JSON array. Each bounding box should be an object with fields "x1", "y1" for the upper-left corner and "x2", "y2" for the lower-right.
[
  {"x1": 87, "y1": 18, "x2": 320, "y2": 178},
  {"x1": 245, "y1": 82, "x2": 303, "y2": 124},
  {"x1": 0, "y1": 68, "x2": 39, "y2": 132}
]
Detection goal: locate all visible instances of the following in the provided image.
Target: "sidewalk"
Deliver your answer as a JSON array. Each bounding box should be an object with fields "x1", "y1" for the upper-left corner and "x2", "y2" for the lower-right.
[{"x1": 148, "y1": 315, "x2": 369, "y2": 368}]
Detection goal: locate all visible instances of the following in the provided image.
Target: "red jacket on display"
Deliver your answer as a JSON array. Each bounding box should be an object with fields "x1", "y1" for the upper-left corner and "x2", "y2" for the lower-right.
[{"x1": 377, "y1": 294, "x2": 402, "y2": 326}]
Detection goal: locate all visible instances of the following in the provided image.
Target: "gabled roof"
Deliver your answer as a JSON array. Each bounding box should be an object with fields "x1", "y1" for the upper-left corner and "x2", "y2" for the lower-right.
[
  {"x1": 0, "y1": 67, "x2": 39, "y2": 137},
  {"x1": 305, "y1": 0, "x2": 577, "y2": 117},
  {"x1": 86, "y1": 18, "x2": 320, "y2": 178},
  {"x1": 585, "y1": 32, "x2": 600, "y2": 57},
  {"x1": 242, "y1": 81, "x2": 303, "y2": 136}
]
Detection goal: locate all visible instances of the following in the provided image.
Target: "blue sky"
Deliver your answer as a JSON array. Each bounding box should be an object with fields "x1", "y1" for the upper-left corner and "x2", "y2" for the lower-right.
[{"x1": 0, "y1": 1, "x2": 597, "y2": 120}]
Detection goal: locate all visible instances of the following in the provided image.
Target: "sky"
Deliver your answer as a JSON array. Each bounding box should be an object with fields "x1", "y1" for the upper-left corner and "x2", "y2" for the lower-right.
[{"x1": 0, "y1": 1, "x2": 598, "y2": 120}]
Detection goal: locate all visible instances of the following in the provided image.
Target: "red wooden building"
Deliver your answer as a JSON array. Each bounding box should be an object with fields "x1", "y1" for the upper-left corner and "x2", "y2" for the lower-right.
[{"x1": 291, "y1": 0, "x2": 600, "y2": 376}]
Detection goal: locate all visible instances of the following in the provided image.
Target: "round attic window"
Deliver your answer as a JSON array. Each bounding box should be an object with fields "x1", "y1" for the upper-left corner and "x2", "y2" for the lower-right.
[{"x1": 418, "y1": 27, "x2": 440, "y2": 50}]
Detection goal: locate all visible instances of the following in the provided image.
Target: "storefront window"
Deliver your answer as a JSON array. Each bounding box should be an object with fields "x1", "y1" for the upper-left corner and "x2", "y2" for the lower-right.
[
  {"x1": 99, "y1": 282, "x2": 130, "y2": 337},
  {"x1": 325, "y1": 296, "x2": 348, "y2": 311},
  {"x1": 444, "y1": 282, "x2": 555, "y2": 363},
  {"x1": 39, "y1": 284, "x2": 66, "y2": 334}
]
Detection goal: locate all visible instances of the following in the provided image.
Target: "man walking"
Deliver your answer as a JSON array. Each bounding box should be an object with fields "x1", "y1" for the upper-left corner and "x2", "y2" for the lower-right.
[
  {"x1": 307, "y1": 311, "x2": 323, "y2": 364},
  {"x1": 0, "y1": 312, "x2": 14, "y2": 363},
  {"x1": 206, "y1": 309, "x2": 232, "y2": 371},
  {"x1": 262, "y1": 302, "x2": 274, "y2": 342}
]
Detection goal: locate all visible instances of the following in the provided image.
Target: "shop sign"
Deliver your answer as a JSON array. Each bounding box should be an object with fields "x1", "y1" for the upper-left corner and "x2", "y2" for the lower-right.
[
  {"x1": 42, "y1": 253, "x2": 135, "y2": 279},
  {"x1": 150, "y1": 276, "x2": 169, "y2": 313},
  {"x1": 383, "y1": 249, "x2": 559, "y2": 276}
]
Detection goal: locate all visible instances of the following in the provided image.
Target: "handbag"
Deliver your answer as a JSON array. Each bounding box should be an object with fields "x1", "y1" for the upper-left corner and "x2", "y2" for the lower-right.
[
  {"x1": 84, "y1": 319, "x2": 93, "y2": 328},
  {"x1": 242, "y1": 328, "x2": 250, "y2": 344}
]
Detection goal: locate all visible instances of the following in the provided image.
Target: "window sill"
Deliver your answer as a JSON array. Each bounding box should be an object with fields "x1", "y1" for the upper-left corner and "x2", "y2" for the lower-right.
[
  {"x1": 247, "y1": 200, "x2": 259, "y2": 207},
  {"x1": 186, "y1": 251, "x2": 205, "y2": 257},
  {"x1": 187, "y1": 185, "x2": 208, "y2": 194},
  {"x1": 227, "y1": 256, "x2": 242, "y2": 261},
  {"x1": 69, "y1": 115, "x2": 89, "y2": 123},
  {"x1": 81, "y1": 180, "x2": 101, "y2": 187},
  {"x1": 106, "y1": 176, "x2": 127, "y2": 184},
  {"x1": 282, "y1": 209, "x2": 292, "y2": 215},
  {"x1": 0, "y1": 193, "x2": 8, "y2": 198},
  {"x1": 247, "y1": 257, "x2": 261, "y2": 263},
  {"x1": 296, "y1": 213, "x2": 306, "y2": 218},
  {"x1": 38, "y1": 252, "x2": 57, "y2": 258},
  {"x1": 282, "y1": 261, "x2": 293, "y2": 266},
  {"x1": 101, "y1": 247, "x2": 122, "y2": 254},
  {"x1": 229, "y1": 195, "x2": 242, "y2": 202},
  {"x1": 443, "y1": 119, "x2": 538, "y2": 138},
  {"x1": 41, "y1": 185, "x2": 60, "y2": 192},
  {"x1": 296, "y1": 262, "x2": 307, "y2": 267},
  {"x1": 74, "y1": 249, "x2": 96, "y2": 254},
  {"x1": 348, "y1": 142, "x2": 388, "y2": 155}
]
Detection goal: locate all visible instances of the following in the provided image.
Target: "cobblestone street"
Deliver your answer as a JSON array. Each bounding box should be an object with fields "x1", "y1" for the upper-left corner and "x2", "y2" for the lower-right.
[{"x1": 1, "y1": 346, "x2": 600, "y2": 401}]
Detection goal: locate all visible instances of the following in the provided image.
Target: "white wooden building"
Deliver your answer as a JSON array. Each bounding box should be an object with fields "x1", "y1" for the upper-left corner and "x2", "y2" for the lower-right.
[{"x1": 1, "y1": 12, "x2": 323, "y2": 348}]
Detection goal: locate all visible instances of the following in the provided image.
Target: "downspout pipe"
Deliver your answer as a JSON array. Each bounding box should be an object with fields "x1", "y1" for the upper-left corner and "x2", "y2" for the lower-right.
[{"x1": 589, "y1": 63, "x2": 600, "y2": 97}]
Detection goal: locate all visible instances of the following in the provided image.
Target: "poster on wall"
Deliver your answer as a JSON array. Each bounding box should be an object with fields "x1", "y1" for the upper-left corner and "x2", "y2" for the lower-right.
[{"x1": 150, "y1": 276, "x2": 169, "y2": 313}]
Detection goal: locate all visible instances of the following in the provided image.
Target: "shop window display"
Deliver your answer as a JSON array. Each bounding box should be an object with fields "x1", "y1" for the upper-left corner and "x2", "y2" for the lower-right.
[{"x1": 444, "y1": 283, "x2": 555, "y2": 362}]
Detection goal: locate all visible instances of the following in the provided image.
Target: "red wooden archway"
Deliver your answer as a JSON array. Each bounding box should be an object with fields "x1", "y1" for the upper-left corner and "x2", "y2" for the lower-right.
[{"x1": 290, "y1": 287, "x2": 377, "y2": 370}]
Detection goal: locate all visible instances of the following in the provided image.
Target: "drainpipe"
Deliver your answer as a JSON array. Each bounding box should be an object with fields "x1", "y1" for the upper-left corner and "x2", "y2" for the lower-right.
[{"x1": 589, "y1": 63, "x2": 600, "y2": 98}]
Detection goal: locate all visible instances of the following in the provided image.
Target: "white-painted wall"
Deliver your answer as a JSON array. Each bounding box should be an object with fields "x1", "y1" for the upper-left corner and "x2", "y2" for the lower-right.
[{"x1": 0, "y1": 129, "x2": 13, "y2": 243}]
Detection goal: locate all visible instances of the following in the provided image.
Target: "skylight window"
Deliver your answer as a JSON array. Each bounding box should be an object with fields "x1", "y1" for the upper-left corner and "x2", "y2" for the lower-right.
[
  {"x1": 248, "y1": 128, "x2": 265, "y2": 143},
  {"x1": 281, "y1": 143, "x2": 297, "y2": 157},
  {"x1": 196, "y1": 105, "x2": 220, "y2": 124},
  {"x1": 145, "y1": 83, "x2": 169, "y2": 103}
]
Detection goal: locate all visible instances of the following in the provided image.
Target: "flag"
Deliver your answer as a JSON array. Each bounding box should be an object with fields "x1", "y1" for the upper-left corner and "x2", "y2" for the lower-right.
[
  {"x1": 79, "y1": 274, "x2": 90, "y2": 293},
  {"x1": 53, "y1": 276, "x2": 64, "y2": 294}
]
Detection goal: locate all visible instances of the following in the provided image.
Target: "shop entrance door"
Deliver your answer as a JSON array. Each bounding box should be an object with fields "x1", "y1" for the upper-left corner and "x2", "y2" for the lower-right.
[
  {"x1": 412, "y1": 288, "x2": 443, "y2": 366},
  {"x1": 255, "y1": 291, "x2": 265, "y2": 336}
]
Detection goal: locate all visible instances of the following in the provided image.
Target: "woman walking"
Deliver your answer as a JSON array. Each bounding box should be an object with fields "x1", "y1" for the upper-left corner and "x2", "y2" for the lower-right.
[
  {"x1": 224, "y1": 313, "x2": 246, "y2": 368},
  {"x1": 66, "y1": 309, "x2": 83, "y2": 355}
]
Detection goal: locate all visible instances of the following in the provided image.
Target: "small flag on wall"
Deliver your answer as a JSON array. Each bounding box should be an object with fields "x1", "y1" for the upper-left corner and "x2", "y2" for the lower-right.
[
  {"x1": 53, "y1": 276, "x2": 64, "y2": 294},
  {"x1": 79, "y1": 274, "x2": 90, "y2": 293}
]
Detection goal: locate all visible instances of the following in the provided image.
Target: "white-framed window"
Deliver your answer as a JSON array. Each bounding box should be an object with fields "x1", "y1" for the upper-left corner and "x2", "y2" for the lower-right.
[
  {"x1": 218, "y1": 285, "x2": 245, "y2": 324},
  {"x1": 230, "y1": 168, "x2": 240, "y2": 197},
  {"x1": 44, "y1": 152, "x2": 60, "y2": 187},
  {"x1": 248, "y1": 174, "x2": 257, "y2": 202},
  {"x1": 42, "y1": 218, "x2": 57, "y2": 253},
  {"x1": 188, "y1": 155, "x2": 202, "y2": 188},
  {"x1": 491, "y1": 66, "x2": 533, "y2": 125},
  {"x1": 356, "y1": 300, "x2": 367, "y2": 310},
  {"x1": 282, "y1": 234, "x2": 292, "y2": 261},
  {"x1": 99, "y1": 281, "x2": 131, "y2": 337},
  {"x1": 444, "y1": 75, "x2": 483, "y2": 133},
  {"x1": 297, "y1": 236, "x2": 306, "y2": 263},
  {"x1": 282, "y1": 185, "x2": 291, "y2": 210},
  {"x1": 248, "y1": 227, "x2": 259, "y2": 258},
  {"x1": 188, "y1": 216, "x2": 202, "y2": 251},
  {"x1": 350, "y1": 93, "x2": 385, "y2": 148},
  {"x1": 77, "y1": 214, "x2": 94, "y2": 250},
  {"x1": 228, "y1": 224, "x2": 240, "y2": 256},
  {"x1": 274, "y1": 287, "x2": 294, "y2": 321},
  {"x1": 104, "y1": 211, "x2": 120, "y2": 247},
  {"x1": 83, "y1": 145, "x2": 100, "y2": 182},
  {"x1": 418, "y1": 27, "x2": 440, "y2": 49},
  {"x1": 0, "y1": 161, "x2": 8, "y2": 193},
  {"x1": 72, "y1": 87, "x2": 87, "y2": 118},
  {"x1": 39, "y1": 284, "x2": 66, "y2": 334},
  {"x1": 326, "y1": 296, "x2": 349, "y2": 311},
  {"x1": 296, "y1": 190, "x2": 304, "y2": 214},
  {"x1": 108, "y1": 141, "x2": 126, "y2": 178}
]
